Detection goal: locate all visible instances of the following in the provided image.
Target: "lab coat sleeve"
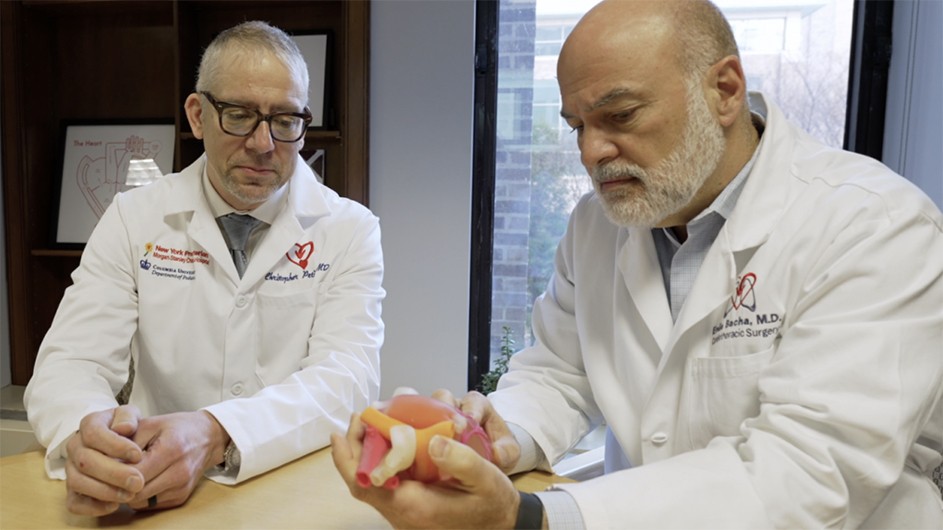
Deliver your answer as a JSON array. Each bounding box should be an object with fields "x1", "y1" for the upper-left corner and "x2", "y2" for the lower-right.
[
  {"x1": 557, "y1": 203, "x2": 943, "y2": 528},
  {"x1": 204, "y1": 212, "x2": 384, "y2": 483},
  {"x1": 23, "y1": 202, "x2": 140, "y2": 479},
  {"x1": 489, "y1": 208, "x2": 603, "y2": 465}
]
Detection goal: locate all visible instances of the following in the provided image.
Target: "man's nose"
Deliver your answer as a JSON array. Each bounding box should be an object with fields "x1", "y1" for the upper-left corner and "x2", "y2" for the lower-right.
[
  {"x1": 579, "y1": 127, "x2": 618, "y2": 169},
  {"x1": 246, "y1": 120, "x2": 276, "y2": 152}
]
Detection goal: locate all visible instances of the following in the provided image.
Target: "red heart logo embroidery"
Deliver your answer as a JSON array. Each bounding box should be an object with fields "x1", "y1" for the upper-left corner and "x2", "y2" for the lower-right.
[
  {"x1": 730, "y1": 272, "x2": 757, "y2": 312},
  {"x1": 287, "y1": 242, "x2": 314, "y2": 270}
]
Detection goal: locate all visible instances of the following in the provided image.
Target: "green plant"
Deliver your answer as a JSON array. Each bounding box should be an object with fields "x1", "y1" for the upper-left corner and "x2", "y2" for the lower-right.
[{"x1": 479, "y1": 326, "x2": 515, "y2": 394}]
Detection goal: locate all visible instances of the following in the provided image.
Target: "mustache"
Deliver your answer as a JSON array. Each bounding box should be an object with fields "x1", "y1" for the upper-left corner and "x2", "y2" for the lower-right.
[{"x1": 592, "y1": 161, "x2": 646, "y2": 183}]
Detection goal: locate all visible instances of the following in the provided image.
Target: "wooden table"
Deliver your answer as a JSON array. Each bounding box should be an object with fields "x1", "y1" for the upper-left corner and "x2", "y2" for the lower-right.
[{"x1": 0, "y1": 448, "x2": 569, "y2": 528}]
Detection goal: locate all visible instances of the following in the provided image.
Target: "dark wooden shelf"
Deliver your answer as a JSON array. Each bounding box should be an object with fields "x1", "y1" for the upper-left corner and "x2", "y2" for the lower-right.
[
  {"x1": 20, "y1": 0, "x2": 173, "y2": 18},
  {"x1": 30, "y1": 249, "x2": 83, "y2": 258}
]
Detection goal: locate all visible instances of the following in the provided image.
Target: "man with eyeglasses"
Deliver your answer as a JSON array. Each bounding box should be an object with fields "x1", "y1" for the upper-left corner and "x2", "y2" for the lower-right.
[{"x1": 25, "y1": 21, "x2": 384, "y2": 516}]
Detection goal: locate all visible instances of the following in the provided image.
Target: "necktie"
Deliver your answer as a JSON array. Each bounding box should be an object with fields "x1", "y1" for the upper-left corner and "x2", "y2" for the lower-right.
[{"x1": 219, "y1": 213, "x2": 262, "y2": 277}]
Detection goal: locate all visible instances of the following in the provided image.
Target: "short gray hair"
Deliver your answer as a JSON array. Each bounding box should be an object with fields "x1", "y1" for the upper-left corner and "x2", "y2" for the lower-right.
[
  {"x1": 672, "y1": 0, "x2": 740, "y2": 78},
  {"x1": 195, "y1": 21, "x2": 309, "y2": 103}
]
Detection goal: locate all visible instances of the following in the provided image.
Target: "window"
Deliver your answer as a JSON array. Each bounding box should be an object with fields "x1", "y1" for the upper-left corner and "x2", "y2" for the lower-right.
[{"x1": 470, "y1": 0, "x2": 863, "y2": 388}]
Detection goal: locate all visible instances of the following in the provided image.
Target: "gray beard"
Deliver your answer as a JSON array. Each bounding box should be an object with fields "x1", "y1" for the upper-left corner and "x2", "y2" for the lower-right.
[{"x1": 592, "y1": 83, "x2": 726, "y2": 228}]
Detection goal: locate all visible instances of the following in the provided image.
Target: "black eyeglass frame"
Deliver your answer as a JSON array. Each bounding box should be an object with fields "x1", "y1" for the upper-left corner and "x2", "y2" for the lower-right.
[{"x1": 200, "y1": 91, "x2": 313, "y2": 143}]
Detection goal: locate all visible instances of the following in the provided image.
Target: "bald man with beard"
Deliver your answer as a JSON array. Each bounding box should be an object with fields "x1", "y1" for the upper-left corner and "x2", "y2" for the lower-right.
[{"x1": 333, "y1": 1, "x2": 943, "y2": 528}]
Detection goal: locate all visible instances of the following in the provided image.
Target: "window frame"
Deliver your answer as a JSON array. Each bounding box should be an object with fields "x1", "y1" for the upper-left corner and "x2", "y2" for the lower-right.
[{"x1": 468, "y1": 0, "x2": 500, "y2": 390}]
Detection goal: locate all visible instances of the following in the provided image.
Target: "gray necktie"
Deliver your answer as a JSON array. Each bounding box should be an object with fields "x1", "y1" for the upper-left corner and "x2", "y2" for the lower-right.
[{"x1": 219, "y1": 213, "x2": 262, "y2": 277}]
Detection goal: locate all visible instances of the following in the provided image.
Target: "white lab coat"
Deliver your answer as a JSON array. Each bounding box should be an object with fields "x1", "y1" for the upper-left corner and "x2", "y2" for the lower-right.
[
  {"x1": 489, "y1": 94, "x2": 943, "y2": 528},
  {"x1": 25, "y1": 155, "x2": 384, "y2": 484}
]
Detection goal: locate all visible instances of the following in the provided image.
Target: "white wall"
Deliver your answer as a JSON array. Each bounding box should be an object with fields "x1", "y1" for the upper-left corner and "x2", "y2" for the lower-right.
[
  {"x1": 370, "y1": 1, "x2": 475, "y2": 398},
  {"x1": 884, "y1": 0, "x2": 943, "y2": 209}
]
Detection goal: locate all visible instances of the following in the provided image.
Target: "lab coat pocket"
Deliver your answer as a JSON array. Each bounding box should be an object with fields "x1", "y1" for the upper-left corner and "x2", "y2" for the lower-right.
[
  {"x1": 254, "y1": 290, "x2": 318, "y2": 374},
  {"x1": 684, "y1": 347, "x2": 775, "y2": 448}
]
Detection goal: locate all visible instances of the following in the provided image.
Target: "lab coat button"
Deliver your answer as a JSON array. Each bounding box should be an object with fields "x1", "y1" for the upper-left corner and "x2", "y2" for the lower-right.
[
  {"x1": 651, "y1": 432, "x2": 669, "y2": 445},
  {"x1": 231, "y1": 382, "x2": 244, "y2": 396},
  {"x1": 235, "y1": 295, "x2": 247, "y2": 308}
]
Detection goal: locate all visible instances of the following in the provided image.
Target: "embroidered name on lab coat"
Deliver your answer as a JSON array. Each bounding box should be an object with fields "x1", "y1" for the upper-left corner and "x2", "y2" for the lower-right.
[{"x1": 265, "y1": 262, "x2": 331, "y2": 283}]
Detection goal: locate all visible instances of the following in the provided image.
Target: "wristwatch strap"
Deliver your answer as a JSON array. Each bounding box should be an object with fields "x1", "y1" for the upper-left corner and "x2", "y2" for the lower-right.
[{"x1": 515, "y1": 491, "x2": 544, "y2": 529}]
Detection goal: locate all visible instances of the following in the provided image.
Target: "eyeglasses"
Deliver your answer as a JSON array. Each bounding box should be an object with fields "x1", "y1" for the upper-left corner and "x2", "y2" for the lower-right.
[{"x1": 200, "y1": 92, "x2": 312, "y2": 142}]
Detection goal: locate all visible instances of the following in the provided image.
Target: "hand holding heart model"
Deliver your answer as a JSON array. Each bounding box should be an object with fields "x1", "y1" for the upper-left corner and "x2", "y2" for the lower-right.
[{"x1": 355, "y1": 388, "x2": 493, "y2": 489}]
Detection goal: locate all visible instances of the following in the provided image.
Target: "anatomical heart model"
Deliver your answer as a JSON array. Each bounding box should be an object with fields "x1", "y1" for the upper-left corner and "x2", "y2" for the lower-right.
[{"x1": 356, "y1": 388, "x2": 493, "y2": 489}]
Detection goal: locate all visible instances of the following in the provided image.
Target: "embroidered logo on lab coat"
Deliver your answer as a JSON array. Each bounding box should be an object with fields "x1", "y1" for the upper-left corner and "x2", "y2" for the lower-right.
[
  {"x1": 265, "y1": 242, "x2": 331, "y2": 283},
  {"x1": 139, "y1": 241, "x2": 207, "y2": 281},
  {"x1": 287, "y1": 241, "x2": 314, "y2": 269},
  {"x1": 712, "y1": 272, "x2": 783, "y2": 345},
  {"x1": 725, "y1": 272, "x2": 757, "y2": 315}
]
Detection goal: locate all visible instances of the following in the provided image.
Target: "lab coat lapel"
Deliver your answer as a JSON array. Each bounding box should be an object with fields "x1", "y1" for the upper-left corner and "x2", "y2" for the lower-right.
[
  {"x1": 241, "y1": 206, "x2": 305, "y2": 282},
  {"x1": 659, "y1": 169, "x2": 782, "y2": 364},
  {"x1": 240, "y1": 158, "x2": 332, "y2": 282},
  {"x1": 188, "y1": 206, "x2": 241, "y2": 282},
  {"x1": 661, "y1": 227, "x2": 738, "y2": 366},
  {"x1": 619, "y1": 228, "x2": 673, "y2": 354},
  {"x1": 166, "y1": 159, "x2": 240, "y2": 282}
]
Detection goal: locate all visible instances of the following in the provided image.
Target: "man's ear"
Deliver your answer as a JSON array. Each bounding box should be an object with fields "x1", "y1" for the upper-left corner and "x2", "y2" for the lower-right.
[
  {"x1": 708, "y1": 55, "x2": 747, "y2": 128},
  {"x1": 184, "y1": 93, "x2": 206, "y2": 140}
]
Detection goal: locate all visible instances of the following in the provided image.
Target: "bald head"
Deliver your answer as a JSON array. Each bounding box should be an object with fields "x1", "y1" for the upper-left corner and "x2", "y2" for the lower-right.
[
  {"x1": 561, "y1": 0, "x2": 739, "y2": 81},
  {"x1": 556, "y1": 0, "x2": 759, "y2": 229}
]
